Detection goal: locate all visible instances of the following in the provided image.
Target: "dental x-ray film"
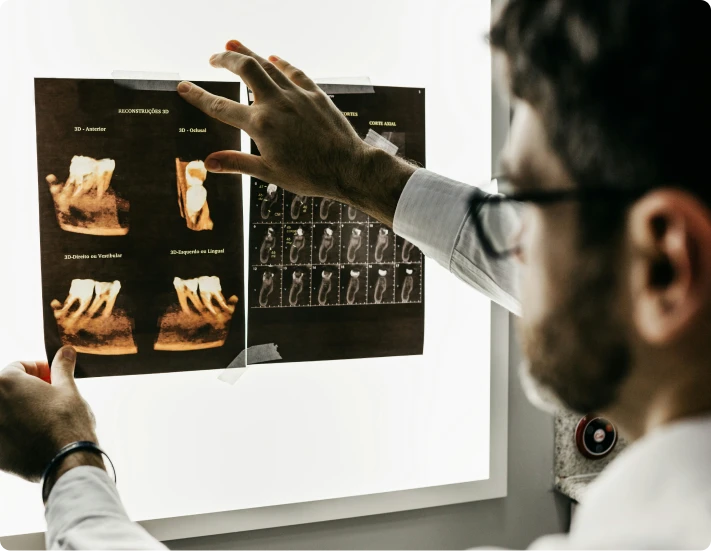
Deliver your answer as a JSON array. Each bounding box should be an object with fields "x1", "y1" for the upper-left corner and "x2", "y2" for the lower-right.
[{"x1": 34, "y1": 78, "x2": 245, "y2": 377}]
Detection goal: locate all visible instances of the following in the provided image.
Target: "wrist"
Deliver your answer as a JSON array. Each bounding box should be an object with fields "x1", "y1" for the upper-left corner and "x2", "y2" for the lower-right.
[
  {"x1": 44, "y1": 449, "x2": 106, "y2": 501},
  {"x1": 337, "y1": 142, "x2": 417, "y2": 226}
]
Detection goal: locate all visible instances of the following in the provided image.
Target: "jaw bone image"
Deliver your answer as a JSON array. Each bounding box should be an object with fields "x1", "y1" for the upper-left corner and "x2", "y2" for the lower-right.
[
  {"x1": 346, "y1": 269, "x2": 361, "y2": 305},
  {"x1": 318, "y1": 227, "x2": 335, "y2": 263},
  {"x1": 374, "y1": 228, "x2": 391, "y2": 262},
  {"x1": 51, "y1": 279, "x2": 137, "y2": 355},
  {"x1": 346, "y1": 227, "x2": 363, "y2": 263},
  {"x1": 318, "y1": 270, "x2": 333, "y2": 305},
  {"x1": 288, "y1": 269, "x2": 305, "y2": 306},
  {"x1": 374, "y1": 269, "x2": 389, "y2": 304},
  {"x1": 260, "y1": 227, "x2": 277, "y2": 264},
  {"x1": 46, "y1": 155, "x2": 129, "y2": 236},
  {"x1": 154, "y1": 276, "x2": 239, "y2": 351},
  {"x1": 176, "y1": 159, "x2": 214, "y2": 231},
  {"x1": 261, "y1": 184, "x2": 280, "y2": 220}
]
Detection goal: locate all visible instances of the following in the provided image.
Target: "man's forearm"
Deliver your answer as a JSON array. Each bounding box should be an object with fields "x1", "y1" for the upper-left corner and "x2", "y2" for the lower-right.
[
  {"x1": 336, "y1": 144, "x2": 417, "y2": 227},
  {"x1": 44, "y1": 450, "x2": 106, "y2": 501}
]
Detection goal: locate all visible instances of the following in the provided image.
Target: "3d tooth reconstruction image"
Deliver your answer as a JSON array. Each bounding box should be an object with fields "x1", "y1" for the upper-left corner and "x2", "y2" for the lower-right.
[
  {"x1": 51, "y1": 279, "x2": 137, "y2": 355},
  {"x1": 154, "y1": 276, "x2": 239, "y2": 351},
  {"x1": 176, "y1": 159, "x2": 213, "y2": 231},
  {"x1": 46, "y1": 155, "x2": 129, "y2": 236}
]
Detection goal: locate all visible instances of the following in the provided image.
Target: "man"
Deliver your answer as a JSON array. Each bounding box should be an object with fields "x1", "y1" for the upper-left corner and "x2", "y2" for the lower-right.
[{"x1": 1, "y1": 0, "x2": 710, "y2": 548}]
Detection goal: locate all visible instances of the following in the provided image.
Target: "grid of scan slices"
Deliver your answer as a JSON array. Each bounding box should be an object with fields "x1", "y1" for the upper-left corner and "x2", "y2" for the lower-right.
[{"x1": 250, "y1": 181, "x2": 423, "y2": 308}]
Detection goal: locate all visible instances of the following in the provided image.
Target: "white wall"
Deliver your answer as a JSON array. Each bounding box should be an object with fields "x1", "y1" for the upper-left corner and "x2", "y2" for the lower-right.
[{"x1": 165, "y1": 321, "x2": 569, "y2": 550}]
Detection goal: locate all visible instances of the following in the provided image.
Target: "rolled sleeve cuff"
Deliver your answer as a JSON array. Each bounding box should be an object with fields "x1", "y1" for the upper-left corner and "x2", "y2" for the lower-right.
[{"x1": 393, "y1": 168, "x2": 482, "y2": 270}]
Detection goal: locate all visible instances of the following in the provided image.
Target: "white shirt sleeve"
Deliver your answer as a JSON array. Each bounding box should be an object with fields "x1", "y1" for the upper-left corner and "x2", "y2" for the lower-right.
[
  {"x1": 45, "y1": 466, "x2": 165, "y2": 550},
  {"x1": 393, "y1": 168, "x2": 521, "y2": 315}
]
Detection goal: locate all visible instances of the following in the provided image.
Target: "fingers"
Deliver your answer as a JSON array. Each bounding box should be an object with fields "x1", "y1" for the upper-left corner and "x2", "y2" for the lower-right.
[
  {"x1": 177, "y1": 82, "x2": 251, "y2": 130},
  {"x1": 208, "y1": 51, "x2": 280, "y2": 101},
  {"x1": 50, "y1": 346, "x2": 77, "y2": 388},
  {"x1": 1, "y1": 361, "x2": 51, "y2": 383},
  {"x1": 205, "y1": 151, "x2": 269, "y2": 179},
  {"x1": 268, "y1": 55, "x2": 318, "y2": 92},
  {"x1": 18, "y1": 361, "x2": 51, "y2": 382},
  {"x1": 224, "y1": 40, "x2": 294, "y2": 91}
]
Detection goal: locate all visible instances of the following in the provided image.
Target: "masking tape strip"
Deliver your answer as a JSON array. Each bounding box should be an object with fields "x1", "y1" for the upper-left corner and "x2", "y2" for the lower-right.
[
  {"x1": 218, "y1": 343, "x2": 282, "y2": 385},
  {"x1": 364, "y1": 128, "x2": 399, "y2": 156},
  {"x1": 315, "y1": 76, "x2": 375, "y2": 95},
  {"x1": 111, "y1": 70, "x2": 182, "y2": 91}
]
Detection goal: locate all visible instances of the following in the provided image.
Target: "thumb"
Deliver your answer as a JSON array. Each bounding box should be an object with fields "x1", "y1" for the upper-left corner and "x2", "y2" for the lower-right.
[
  {"x1": 51, "y1": 346, "x2": 77, "y2": 388},
  {"x1": 205, "y1": 151, "x2": 268, "y2": 179}
]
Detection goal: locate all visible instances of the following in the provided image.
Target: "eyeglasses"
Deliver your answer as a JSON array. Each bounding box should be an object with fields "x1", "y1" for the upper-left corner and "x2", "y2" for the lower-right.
[{"x1": 470, "y1": 176, "x2": 650, "y2": 259}]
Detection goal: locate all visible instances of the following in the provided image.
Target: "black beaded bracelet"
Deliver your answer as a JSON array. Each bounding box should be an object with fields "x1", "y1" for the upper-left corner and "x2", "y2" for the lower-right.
[{"x1": 41, "y1": 441, "x2": 116, "y2": 503}]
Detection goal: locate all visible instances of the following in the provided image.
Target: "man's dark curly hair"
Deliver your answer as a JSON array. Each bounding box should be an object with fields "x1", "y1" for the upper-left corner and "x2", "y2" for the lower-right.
[{"x1": 490, "y1": 0, "x2": 711, "y2": 210}]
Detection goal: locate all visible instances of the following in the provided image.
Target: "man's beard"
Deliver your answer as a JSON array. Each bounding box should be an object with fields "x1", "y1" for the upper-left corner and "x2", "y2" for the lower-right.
[{"x1": 518, "y1": 250, "x2": 632, "y2": 415}]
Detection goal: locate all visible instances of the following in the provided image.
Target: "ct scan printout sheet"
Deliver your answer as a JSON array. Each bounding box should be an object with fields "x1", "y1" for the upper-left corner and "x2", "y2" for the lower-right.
[
  {"x1": 247, "y1": 86, "x2": 426, "y2": 363},
  {"x1": 34, "y1": 78, "x2": 245, "y2": 377}
]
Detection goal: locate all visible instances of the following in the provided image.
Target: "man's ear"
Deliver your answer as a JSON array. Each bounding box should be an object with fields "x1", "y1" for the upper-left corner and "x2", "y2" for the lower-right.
[{"x1": 627, "y1": 189, "x2": 711, "y2": 345}]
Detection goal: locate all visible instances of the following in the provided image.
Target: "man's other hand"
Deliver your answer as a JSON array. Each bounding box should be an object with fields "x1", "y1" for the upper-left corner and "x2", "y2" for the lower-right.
[
  {"x1": 0, "y1": 347, "x2": 98, "y2": 482},
  {"x1": 178, "y1": 40, "x2": 416, "y2": 225}
]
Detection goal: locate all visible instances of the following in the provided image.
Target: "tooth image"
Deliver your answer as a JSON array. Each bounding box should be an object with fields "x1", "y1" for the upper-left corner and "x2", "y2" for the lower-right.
[
  {"x1": 290, "y1": 195, "x2": 306, "y2": 220},
  {"x1": 260, "y1": 184, "x2": 279, "y2": 220},
  {"x1": 186, "y1": 185, "x2": 208, "y2": 221},
  {"x1": 86, "y1": 280, "x2": 121, "y2": 318},
  {"x1": 176, "y1": 159, "x2": 214, "y2": 231},
  {"x1": 290, "y1": 227, "x2": 306, "y2": 264},
  {"x1": 46, "y1": 155, "x2": 128, "y2": 236},
  {"x1": 198, "y1": 275, "x2": 236, "y2": 315},
  {"x1": 374, "y1": 269, "x2": 389, "y2": 304},
  {"x1": 402, "y1": 268, "x2": 415, "y2": 303},
  {"x1": 156, "y1": 275, "x2": 239, "y2": 351},
  {"x1": 95, "y1": 159, "x2": 116, "y2": 199},
  {"x1": 259, "y1": 227, "x2": 277, "y2": 264},
  {"x1": 319, "y1": 227, "x2": 335, "y2": 263},
  {"x1": 319, "y1": 198, "x2": 335, "y2": 220},
  {"x1": 288, "y1": 270, "x2": 305, "y2": 306},
  {"x1": 259, "y1": 271, "x2": 275, "y2": 307},
  {"x1": 402, "y1": 240, "x2": 415, "y2": 262},
  {"x1": 318, "y1": 270, "x2": 333, "y2": 305},
  {"x1": 346, "y1": 227, "x2": 363, "y2": 263},
  {"x1": 348, "y1": 205, "x2": 358, "y2": 221},
  {"x1": 346, "y1": 269, "x2": 361, "y2": 305},
  {"x1": 51, "y1": 278, "x2": 137, "y2": 355},
  {"x1": 54, "y1": 278, "x2": 95, "y2": 323},
  {"x1": 173, "y1": 277, "x2": 204, "y2": 314},
  {"x1": 374, "y1": 228, "x2": 390, "y2": 263}
]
